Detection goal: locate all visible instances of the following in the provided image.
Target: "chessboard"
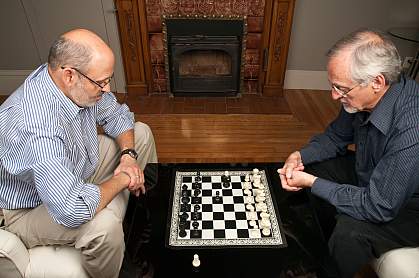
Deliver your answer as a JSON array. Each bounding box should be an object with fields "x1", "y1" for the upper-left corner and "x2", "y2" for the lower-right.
[{"x1": 167, "y1": 168, "x2": 286, "y2": 248}]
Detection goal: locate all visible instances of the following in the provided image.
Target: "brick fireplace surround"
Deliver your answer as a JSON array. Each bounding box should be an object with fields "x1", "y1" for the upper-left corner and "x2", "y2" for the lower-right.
[
  {"x1": 147, "y1": 0, "x2": 265, "y2": 95},
  {"x1": 115, "y1": 0, "x2": 295, "y2": 97}
]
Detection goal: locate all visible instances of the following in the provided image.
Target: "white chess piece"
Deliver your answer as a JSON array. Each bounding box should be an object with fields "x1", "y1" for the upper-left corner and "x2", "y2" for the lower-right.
[{"x1": 192, "y1": 254, "x2": 201, "y2": 268}]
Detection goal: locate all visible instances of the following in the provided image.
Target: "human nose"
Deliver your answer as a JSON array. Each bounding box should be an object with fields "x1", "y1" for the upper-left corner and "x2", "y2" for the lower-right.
[
  {"x1": 331, "y1": 88, "x2": 343, "y2": 100},
  {"x1": 101, "y1": 83, "x2": 111, "y2": 93}
]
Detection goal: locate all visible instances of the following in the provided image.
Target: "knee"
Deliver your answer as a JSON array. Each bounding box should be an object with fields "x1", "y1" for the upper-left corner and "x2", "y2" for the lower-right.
[
  {"x1": 134, "y1": 122, "x2": 155, "y2": 146},
  {"x1": 91, "y1": 213, "x2": 125, "y2": 251},
  {"x1": 103, "y1": 216, "x2": 124, "y2": 248}
]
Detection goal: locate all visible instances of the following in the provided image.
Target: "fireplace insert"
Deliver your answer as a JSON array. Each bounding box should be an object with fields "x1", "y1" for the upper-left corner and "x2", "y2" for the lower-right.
[{"x1": 165, "y1": 19, "x2": 244, "y2": 97}]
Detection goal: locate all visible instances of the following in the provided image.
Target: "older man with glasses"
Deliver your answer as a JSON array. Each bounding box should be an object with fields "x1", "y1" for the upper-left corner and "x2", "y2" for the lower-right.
[
  {"x1": 278, "y1": 28, "x2": 419, "y2": 278},
  {"x1": 0, "y1": 29, "x2": 157, "y2": 277}
]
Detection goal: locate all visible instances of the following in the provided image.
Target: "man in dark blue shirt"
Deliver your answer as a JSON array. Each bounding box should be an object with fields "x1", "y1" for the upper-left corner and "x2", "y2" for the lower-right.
[{"x1": 279, "y1": 28, "x2": 419, "y2": 277}]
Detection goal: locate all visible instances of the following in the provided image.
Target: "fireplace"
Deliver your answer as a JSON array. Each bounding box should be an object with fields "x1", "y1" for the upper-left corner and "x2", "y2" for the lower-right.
[
  {"x1": 164, "y1": 18, "x2": 245, "y2": 96},
  {"x1": 114, "y1": 0, "x2": 296, "y2": 97}
]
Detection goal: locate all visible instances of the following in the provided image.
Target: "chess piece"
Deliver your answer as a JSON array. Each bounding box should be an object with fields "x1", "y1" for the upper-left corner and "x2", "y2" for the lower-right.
[
  {"x1": 221, "y1": 171, "x2": 231, "y2": 183},
  {"x1": 214, "y1": 191, "x2": 222, "y2": 203},
  {"x1": 192, "y1": 254, "x2": 201, "y2": 271}
]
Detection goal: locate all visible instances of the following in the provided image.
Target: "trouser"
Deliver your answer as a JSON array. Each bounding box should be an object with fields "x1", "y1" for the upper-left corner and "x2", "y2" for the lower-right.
[
  {"x1": 305, "y1": 152, "x2": 419, "y2": 278},
  {"x1": 4, "y1": 122, "x2": 158, "y2": 278}
]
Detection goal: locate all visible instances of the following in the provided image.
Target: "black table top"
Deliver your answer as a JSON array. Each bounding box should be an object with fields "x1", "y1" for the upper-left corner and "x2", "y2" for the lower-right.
[{"x1": 122, "y1": 163, "x2": 328, "y2": 278}]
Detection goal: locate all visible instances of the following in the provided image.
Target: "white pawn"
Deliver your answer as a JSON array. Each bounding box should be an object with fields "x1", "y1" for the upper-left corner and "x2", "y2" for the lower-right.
[{"x1": 192, "y1": 254, "x2": 201, "y2": 268}]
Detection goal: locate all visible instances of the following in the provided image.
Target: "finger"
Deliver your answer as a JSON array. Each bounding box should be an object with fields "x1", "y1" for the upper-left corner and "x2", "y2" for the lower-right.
[
  {"x1": 279, "y1": 172, "x2": 291, "y2": 188},
  {"x1": 294, "y1": 165, "x2": 305, "y2": 171},
  {"x1": 137, "y1": 171, "x2": 145, "y2": 185},
  {"x1": 285, "y1": 165, "x2": 294, "y2": 179}
]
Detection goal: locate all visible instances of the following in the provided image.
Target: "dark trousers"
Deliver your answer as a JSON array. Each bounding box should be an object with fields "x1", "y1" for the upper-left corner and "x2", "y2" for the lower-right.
[{"x1": 305, "y1": 152, "x2": 419, "y2": 278}]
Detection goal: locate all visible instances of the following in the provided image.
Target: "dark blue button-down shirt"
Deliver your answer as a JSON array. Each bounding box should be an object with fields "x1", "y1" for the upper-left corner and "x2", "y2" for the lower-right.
[{"x1": 300, "y1": 75, "x2": 419, "y2": 223}]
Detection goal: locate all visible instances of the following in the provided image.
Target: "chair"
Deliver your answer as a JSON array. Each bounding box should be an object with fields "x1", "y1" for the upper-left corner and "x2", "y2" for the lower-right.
[
  {"x1": 0, "y1": 191, "x2": 129, "y2": 278},
  {"x1": 372, "y1": 247, "x2": 419, "y2": 278}
]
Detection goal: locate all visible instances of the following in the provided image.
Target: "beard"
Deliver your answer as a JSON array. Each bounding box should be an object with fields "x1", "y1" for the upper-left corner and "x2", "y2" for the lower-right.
[
  {"x1": 342, "y1": 103, "x2": 359, "y2": 114},
  {"x1": 69, "y1": 81, "x2": 97, "y2": 108}
]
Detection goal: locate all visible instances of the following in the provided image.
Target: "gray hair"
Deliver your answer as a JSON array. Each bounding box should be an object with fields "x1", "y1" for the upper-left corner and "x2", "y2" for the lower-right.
[
  {"x1": 48, "y1": 36, "x2": 93, "y2": 71},
  {"x1": 327, "y1": 28, "x2": 402, "y2": 85}
]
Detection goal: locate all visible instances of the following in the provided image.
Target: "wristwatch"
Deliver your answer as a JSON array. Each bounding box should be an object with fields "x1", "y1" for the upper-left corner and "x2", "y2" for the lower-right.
[{"x1": 121, "y1": 148, "x2": 138, "y2": 160}]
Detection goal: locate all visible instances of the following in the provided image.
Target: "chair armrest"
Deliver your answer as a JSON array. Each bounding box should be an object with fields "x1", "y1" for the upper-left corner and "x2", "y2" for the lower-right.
[
  {"x1": 372, "y1": 247, "x2": 419, "y2": 278},
  {"x1": 0, "y1": 228, "x2": 30, "y2": 277}
]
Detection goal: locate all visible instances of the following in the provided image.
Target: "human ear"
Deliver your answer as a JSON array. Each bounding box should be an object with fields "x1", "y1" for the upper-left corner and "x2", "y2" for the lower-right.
[
  {"x1": 372, "y1": 74, "x2": 386, "y2": 91},
  {"x1": 61, "y1": 68, "x2": 76, "y2": 86}
]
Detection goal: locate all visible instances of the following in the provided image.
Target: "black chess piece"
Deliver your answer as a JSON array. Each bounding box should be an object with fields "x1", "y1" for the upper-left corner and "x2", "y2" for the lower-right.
[
  {"x1": 192, "y1": 182, "x2": 201, "y2": 189},
  {"x1": 182, "y1": 184, "x2": 188, "y2": 190},
  {"x1": 179, "y1": 229, "x2": 187, "y2": 238},
  {"x1": 180, "y1": 212, "x2": 188, "y2": 221},
  {"x1": 222, "y1": 182, "x2": 230, "y2": 188},
  {"x1": 214, "y1": 191, "x2": 222, "y2": 203},
  {"x1": 221, "y1": 173, "x2": 231, "y2": 183},
  {"x1": 181, "y1": 196, "x2": 190, "y2": 204},
  {"x1": 193, "y1": 189, "x2": 201, "y2": 197},
  {"x1": 192, "y1": 221, "x2": 199, "y2": 229}
]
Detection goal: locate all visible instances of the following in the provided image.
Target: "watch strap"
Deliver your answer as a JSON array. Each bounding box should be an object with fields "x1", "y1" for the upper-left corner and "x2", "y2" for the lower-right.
[{"x1": 121, "y1": 148, "x2": 138, "y2": 160}]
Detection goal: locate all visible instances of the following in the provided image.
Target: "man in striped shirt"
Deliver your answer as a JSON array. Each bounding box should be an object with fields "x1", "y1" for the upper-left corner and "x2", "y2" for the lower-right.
[
  {"x1": 0, "y1": 29, "x2": 157, "y2": 277},
  {"x1": 279, "y1": 29, "x2": 419, "y2": 277}
]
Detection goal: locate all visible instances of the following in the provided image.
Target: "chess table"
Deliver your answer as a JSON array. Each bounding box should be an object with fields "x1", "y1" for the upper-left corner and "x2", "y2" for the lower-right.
[{"x1": 122, "y1": 163, "x2": 328, "y2": 278}]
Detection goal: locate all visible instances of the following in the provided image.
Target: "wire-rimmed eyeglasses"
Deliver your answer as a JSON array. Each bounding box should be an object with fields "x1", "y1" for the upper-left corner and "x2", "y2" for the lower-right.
[
  {"x1": 61, "y1": 66, "x2": 113, "y2": 90},
  {"x1": 331, "y1": 83, "x2": 360, "y2": 98}
]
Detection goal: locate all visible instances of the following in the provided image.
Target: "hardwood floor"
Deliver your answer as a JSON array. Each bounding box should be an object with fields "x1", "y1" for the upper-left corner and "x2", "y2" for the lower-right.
[
  {"x1": 134, "y1": 89, "x2": 340, "y2": 163},
  {"x1": 0, "y1": 89, "x2": 340, "y2": 163}
]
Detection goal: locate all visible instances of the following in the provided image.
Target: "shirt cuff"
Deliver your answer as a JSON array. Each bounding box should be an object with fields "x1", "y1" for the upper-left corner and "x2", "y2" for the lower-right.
[{"x1": 79, "y1": 183, "x2": 101, "y2": 217}]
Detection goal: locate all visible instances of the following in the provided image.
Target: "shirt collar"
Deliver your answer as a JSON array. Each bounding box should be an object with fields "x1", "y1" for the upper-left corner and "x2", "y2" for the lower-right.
[
  {"x1": 365, "y1": 75, "x2": 405, "y2": 135},
  {"x1": 38, "y1": 63, "x2": 83, "y2": 120}
]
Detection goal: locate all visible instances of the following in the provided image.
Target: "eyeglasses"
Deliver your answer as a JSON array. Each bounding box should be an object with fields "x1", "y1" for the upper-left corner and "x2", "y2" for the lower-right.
[
  {"x1": 61, "y1": 66, "x2": 113, "y2": 90},
  {"x1": 331, "y1": 83, "x2": 360, "y2": 98}
]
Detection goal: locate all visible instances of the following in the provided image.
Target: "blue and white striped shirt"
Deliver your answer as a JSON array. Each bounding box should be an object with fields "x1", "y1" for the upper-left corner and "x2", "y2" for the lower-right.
[
  {"x1": 301, "y1": 75, "x2": 419, "y2": 223},
  {"x1": 0, "y1": 64, "x2": 134, "y2": 228}
]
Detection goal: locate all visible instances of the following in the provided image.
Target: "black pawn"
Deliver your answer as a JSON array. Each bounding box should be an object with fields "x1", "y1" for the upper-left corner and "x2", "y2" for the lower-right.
[
  {"x1": 179, "y1": 229, "x2": 187, "y2": 238},
  {"x1": 194, "y1": 189, "x2": 201, "y2": 197},
  {"x1": 214, "y1": 191, "x2": 222, "y2": 203}
]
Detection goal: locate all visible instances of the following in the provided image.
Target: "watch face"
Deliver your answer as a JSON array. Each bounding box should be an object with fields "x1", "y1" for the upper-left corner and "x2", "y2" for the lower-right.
[{"x1": 122, "y1": 149, "x2": 138, "y2": 159}]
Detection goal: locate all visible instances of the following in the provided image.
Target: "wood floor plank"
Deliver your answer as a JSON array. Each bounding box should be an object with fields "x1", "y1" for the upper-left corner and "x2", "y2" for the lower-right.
[{"x1": 1, "y1": 90, "x2": 340, "y2": 163}]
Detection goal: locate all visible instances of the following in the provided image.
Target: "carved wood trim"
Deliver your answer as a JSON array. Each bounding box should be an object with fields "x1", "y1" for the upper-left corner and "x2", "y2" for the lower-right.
[{"x1": 260, "y1": 0, "x2": 295, "y2": 96}]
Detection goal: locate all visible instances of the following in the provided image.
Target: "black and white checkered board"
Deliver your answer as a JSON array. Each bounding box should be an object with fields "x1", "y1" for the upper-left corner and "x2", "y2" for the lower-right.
[{"x1": 168, "y1": 170, "x2": 285, "y2": 248}]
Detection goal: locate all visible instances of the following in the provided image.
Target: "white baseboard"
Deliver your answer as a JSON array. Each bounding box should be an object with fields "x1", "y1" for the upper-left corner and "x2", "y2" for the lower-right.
[
  {"x1": 1, "y1": 69, "x2": 330, "y2": 95},
  {"x1": 284, "y1": 70, "x2": 330, "y2": 90},
  {"x1": 0, "y1": 70, "x2": 32, "y2": 95}
]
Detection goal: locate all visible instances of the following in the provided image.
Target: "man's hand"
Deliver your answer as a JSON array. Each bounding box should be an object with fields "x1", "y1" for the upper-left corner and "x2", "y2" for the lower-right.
[
  {"x1": 114, "y1": 155, "x2": 145, "y2": 196},
  {"x1": 278, "y1": 151, "x2": 305, "y2": 191},
  {"x1": 278, "y1": 168, "x2": 317, "y2": 191}
]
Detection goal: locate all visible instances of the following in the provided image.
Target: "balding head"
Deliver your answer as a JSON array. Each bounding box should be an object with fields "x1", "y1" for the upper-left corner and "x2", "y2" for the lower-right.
[
  {"x1": 48, "y1": 29, "x2": 114, "y2": 73},
  {"x1": 327, "y1": 28, "x2": 401, "y2": 85}
]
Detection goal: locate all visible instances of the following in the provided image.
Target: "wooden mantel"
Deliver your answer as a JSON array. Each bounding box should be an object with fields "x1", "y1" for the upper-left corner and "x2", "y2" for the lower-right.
[{"x1": 114, "y1": 0, "x2": 295, "y2": 97}]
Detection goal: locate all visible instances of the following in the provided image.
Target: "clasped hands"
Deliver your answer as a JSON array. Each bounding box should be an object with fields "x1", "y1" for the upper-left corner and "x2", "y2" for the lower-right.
[
  {"x1": 114, "y1": 155, "x2": 145, "y2": 197},
  {"x1": 278, "y1": 151, "x2": 317, "y2": 192}
]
